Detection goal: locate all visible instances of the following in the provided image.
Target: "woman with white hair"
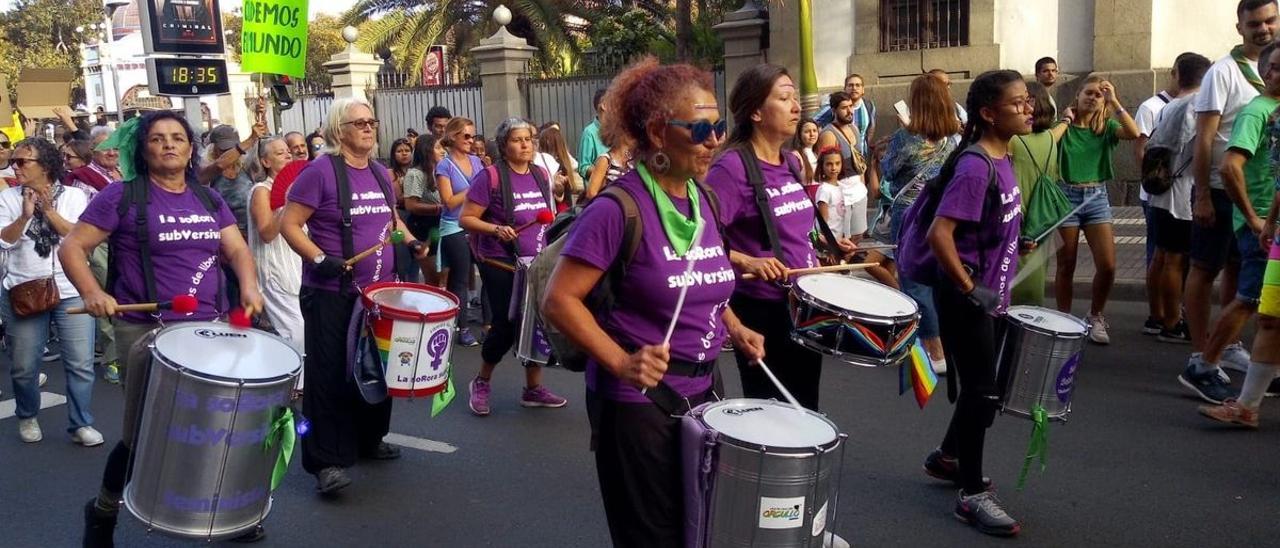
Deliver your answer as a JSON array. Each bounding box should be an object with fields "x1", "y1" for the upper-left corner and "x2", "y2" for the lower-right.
[
  {"x1": 459, "y1": 118, "x2": 568, "y2": 416},
  {"x1": 247, "y1": 136, "x2": 304, "y2": 354},
  {"x1": 281, "y1": 98, "x2": 428, "y2": 494}
]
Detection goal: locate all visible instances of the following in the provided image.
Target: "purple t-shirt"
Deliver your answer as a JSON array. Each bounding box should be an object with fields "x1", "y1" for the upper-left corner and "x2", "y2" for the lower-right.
[
  {"x1": 79, "y1": 180, "x2": 237, "y2": 323},
  {"x1": 435, "y1": 155, "x2": 484, "y2": 222},
  {"x1": 466, "y1": 165, "x2": 552, "y2": 261},
  {"x1": 899, "y1": 153, "x2": 1022, "y2": 313},
  {"x1": 561, "y1": 172, "x2": 735, "y2": 403},
  {"x1": 288, "y1": 158, "x2": 397, "y2": 291},
  {"x1": 704, "y1": 151, "x2": 818, "y2": 300}
]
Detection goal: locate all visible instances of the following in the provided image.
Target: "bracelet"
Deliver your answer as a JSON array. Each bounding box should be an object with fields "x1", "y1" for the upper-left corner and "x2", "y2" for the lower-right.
[{"x1": 235, "y1": 143, "x2": 247, "y2": 155}]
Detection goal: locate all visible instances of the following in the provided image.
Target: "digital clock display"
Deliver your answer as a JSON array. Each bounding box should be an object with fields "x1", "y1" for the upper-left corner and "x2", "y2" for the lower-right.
[{"x1": 147, "y1": 58, "x2": 230, "y2": 97}]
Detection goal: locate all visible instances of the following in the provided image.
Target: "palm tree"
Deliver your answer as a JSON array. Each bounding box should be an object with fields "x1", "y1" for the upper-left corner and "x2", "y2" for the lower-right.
[{"x1": 344, "y1": 0, "x2": 599, "y2": 80}]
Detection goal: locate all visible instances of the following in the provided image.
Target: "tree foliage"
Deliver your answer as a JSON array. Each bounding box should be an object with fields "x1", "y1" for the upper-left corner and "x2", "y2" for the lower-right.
[{"x1": 0, "y1": 0, "x2": 104, "y2": 96}]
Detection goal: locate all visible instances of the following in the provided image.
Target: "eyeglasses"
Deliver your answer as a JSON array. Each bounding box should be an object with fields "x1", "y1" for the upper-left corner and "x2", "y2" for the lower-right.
[
  {"x1": 10, "y1": 158, "x2": 38, "y2": 168},
  {"x1": 311, "y1": 142, "x2": 324, "y2": 150},
  {"x1": 342, "y1": 119, "x2": 380, "y2": 130},
  {"x1": 667, "y1": 119, "x2": 727, "y2": 144},
  {"x1": 1002, "y1": 96, "x2": 1035, "y2": 111},
  {"x1": 63, "y1": 153, "x2": 84, "y2": 162},
  {"x1": 0, "y1": 141, "x2": 11, "y2": 149},
  {"x1": 461, "y1": 133, "x2": 475, "y2": 141}
]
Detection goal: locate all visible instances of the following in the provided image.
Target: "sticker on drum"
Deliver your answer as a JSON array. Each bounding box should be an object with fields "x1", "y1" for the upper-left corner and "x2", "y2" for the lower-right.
[
  {"x1": 795, "y1": 274, "x2": 918, "y2": 318},
  {"x1": 363, "y1": 283, "x2": 460, "y2": 398},
  {"x1": 153, "y1": 325, "x2": 300, "y2": 381},
  {"x1": 1007, "y1": 306, "x2": 1089, "y2": 335},
  {"x1": 1056, "y1": 352, "x2": 1081, "y2": 403},
  {"x1": 701, "y1": 399, "x2": 838, "y2": 448}
]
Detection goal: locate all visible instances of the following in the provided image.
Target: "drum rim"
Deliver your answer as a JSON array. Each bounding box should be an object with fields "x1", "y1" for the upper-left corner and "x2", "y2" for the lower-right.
[
  {"x1": 150, "y1": 322, "x2": 302, "y2": 385},
  {"x1": 363, "y1": 281, "x2": 461, "y2": 323},
  {"x1": 123, "y1": 487, "x2": 273, "y2": 540},
  {"x1": 1005, "y1": 306, "x2": 1090, "y2": 337},
  {"x1": 695, "y1": 398, "x2": 843, "y2": 452},
  {"x1": 793, "y1": 275, "x2": 921, "y2": 323}
]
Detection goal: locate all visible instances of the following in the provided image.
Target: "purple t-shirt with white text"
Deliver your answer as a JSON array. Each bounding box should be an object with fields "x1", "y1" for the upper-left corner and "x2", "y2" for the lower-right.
[
  {"x1": 288, "y1": 158, "x2": 397, "y2": 291},
  {"x1": 467, "y1": 165, "x2": 553, "y2": 261},
  {"x1": 561, "y1": 172, "x2": 735, "y2": 402},
  {"x1": 79, "y1": 180, "x2": 237, "y2": 323},
  {"x1": 899, "y1": 153, "x2": 1022, "y2": 313},
  {"x1": 704, "y1": 152, "x2": 818, "y2": 300}
]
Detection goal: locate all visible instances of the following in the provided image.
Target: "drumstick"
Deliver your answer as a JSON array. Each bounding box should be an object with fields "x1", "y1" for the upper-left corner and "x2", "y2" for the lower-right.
[
  {"x1": 68, "y1": 295, "x2": 199, "y2": 315},
  {"x1": 755, "y1": 359, "x2": 805, "y2": 412},
  {"x1": 514, "y1": 210, "x2": 555, "y2": 234},
  {"x1": 344, "y1": 230, "x2": 406, "y2": 267},
  {"x1": 662, "y1": 220, "x2": 707, "y2": 346},
  {"x1": 854, "y1": 242, "x2": 897, "y2": 252},
  {"x1": 740, "y1": 262, "x2": 876, "y2": 280}
]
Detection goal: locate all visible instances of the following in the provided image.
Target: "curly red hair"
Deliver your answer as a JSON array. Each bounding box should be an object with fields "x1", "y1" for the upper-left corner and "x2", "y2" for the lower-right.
[{"x1": 600, "y1": 56, "x2": 716, "y2": 156}]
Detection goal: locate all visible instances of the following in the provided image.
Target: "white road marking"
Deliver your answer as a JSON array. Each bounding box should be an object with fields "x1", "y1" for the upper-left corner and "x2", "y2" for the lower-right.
[
  {"x1": 384, "y1": 432, "x2": 458, "y2": 454},
  {"x1": 0, "y1": 392, "x2": 69, "y2": 419}
]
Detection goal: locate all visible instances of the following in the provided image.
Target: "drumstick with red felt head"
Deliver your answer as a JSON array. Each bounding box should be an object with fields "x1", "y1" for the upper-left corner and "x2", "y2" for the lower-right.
[
  {"x1": 514, "y1": 209, "x2": 555, "y2": 234},
  {"x1": 68, "y1": 295, "x2": 199, "y2": 315},
  {"x1": 228, "y1": 308, "x2": 252, "y2": 329},
  {"x1": 344, "y1": 230, "x2": 406, "y2": 267}
]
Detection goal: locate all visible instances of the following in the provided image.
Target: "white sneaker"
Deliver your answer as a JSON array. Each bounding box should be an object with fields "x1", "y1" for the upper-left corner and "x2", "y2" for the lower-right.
[
  {"x1": 71, "y1": 426, "x2": 105, "y2": 447},
  {"x1": 931, "y1": 358, "x2": 948, "y2": 375},
  {"x1": 1087, "y1": 315, "x2": 1110, "y2": 345},
  {"x1": 18, "y1": 418, "x2": 42, "y2": 443},
  {"x1": 824, "y1": 532, "x2": 850, "y2": 548},
  {"x1": 38, "y1": 372, "x2": 47, "y2": 387},
  {"x1": 1220, "y1": 342, "x2": 1252, "y2": 373}
]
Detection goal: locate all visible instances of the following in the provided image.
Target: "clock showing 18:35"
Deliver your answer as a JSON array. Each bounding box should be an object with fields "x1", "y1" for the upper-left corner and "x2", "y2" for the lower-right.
[{"x1": 146, "y1": 57, "x2": 231, "y2": 97}]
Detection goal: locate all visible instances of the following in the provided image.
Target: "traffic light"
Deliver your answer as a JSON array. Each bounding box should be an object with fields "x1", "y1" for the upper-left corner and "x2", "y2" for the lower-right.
[{"x1": 269, "y1": 75, "x2": 295, "y2": 112}]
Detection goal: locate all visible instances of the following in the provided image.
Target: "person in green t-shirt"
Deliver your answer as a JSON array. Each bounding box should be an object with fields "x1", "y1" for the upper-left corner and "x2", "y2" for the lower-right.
[
  {"x1": 1054, "y1": 76, "x2": 1140, "y2": 345},
  {"x1": 1009, "y1": 82, "x2": 1069, "y2": 307}
]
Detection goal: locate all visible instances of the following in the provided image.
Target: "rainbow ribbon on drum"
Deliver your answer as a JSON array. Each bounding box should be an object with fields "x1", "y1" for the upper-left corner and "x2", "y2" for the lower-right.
[
  {"x1": 265, "y1": 408, "x2": 297, "y2": 491},
  {"x1": 897, "y1": 341, "x2": 938, "y2": 409},
  {"x1": 1016, "y1": 405, "x2": 1049, "y2": 490}
]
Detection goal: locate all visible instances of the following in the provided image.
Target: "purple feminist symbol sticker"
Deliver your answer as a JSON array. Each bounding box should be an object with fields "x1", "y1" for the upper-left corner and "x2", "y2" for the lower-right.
[
  {"x1": 1055, "y1": 353, "x2": 1081, "y2": 403},
  {"x1": 427, "y1": 328, "x2": 451, "y2": 371}
]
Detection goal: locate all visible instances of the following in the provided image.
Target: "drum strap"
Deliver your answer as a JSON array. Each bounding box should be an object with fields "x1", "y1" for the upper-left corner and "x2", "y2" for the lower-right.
[
  {"x1": 493, "y1": 160, "x2": 551, "y2": 259},
  {"x1": 330, "y1": 155, "x2": 397, "y2": 295},
  {"x1": 644, "y1": 359, "x2": 715, "y2": 415},
  {"x1": 735, "y1": 146, "x2": 843, "y2": 261}
]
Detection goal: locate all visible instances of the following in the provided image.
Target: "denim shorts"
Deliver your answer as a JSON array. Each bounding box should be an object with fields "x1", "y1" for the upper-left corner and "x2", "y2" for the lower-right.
[
  {"x1": 1236, "y1": 227, "x2": 1267, "y2": 305},
  {"x1": 1189, "y1": 188, "x2": 1240, "y2": 272},
  {"x1": 1058, "y1": 183, "x2": 1113, "y2": 228}
]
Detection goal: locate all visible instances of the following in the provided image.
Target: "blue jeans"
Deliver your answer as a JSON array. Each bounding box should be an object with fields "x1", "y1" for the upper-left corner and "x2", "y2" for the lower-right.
[
  {"x1": 1058, "y1": 183, "x2": 1113, "y2": 227},
  {"x1": 891, "y1": 202, "x2": 940, "y2": 339},
  {"x1": 1, "y1": 290, "x2": 96, "y2": 431}
]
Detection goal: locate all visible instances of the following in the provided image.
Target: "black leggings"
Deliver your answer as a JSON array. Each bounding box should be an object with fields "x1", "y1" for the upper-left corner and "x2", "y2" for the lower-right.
[
  {"x1": 934, "y1": 283, "x2": 1001, "y2": 494},
  {"x1": 478, "y1": 262, "x2": 524, "y2": 366},
  {"x1": 730, "y1": 293, "x2": 823, "y2": 410},
  {"x1": 440, "y1": 231, "x2": 471, "y2": 306}
]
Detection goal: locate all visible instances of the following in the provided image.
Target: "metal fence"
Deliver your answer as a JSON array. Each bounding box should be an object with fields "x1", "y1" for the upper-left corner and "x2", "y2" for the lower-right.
[
  {"x1": 522, "y1": 71, "x2": 726, "y2": 157},
  {"x1": 879, "y1": 0, "x2": 970, "y2": 52},
  {"x1": 278, "y1": 93, "x2": 335, "y2": 137},
  {"x1": 370, "y1": 83, "x2": 484, "y2": 157}
]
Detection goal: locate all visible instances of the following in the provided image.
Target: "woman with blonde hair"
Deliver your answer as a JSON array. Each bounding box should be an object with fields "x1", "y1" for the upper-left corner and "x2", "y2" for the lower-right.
[{"x1": 435, "y1": 117, "x2": 484, "y2": 346}]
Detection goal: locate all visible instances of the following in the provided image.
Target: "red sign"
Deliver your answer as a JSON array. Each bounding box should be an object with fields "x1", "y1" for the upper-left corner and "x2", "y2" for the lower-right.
[{"x1": 421, "y1": 46, "x2": 447, "y2": 87}]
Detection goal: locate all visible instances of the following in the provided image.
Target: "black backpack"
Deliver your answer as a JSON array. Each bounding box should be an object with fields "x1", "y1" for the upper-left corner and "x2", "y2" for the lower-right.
[{"x1": 108, "y1": 178, "x2": 223, "y2": 309}]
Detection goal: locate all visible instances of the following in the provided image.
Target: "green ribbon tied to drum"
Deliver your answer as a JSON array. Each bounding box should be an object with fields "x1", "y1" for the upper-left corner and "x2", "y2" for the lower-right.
[
  {"x1": 264, "y1": 407, "x2": 296, "y2": 491},
  {"x1": 1016, "y1": 404, "x2": 1049, "y2": 490},
  {"x1": 432, "y1": 376, "x2": 456, "y2": 417}
]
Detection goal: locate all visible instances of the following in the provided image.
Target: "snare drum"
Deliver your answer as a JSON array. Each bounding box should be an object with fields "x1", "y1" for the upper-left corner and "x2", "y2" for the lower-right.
[
  {"x1": 789, "y1": 274, "x2": 920, "y2": 366},
  {"x1": 125, "y1": 323, "x2": 301, "y2": 540},
  {"x1": 996, "y1": 306, "x2": 1089, "y2": 421},
  {"x1": 514, "y1": 258, "x2": 552, "y2": 364},
  {"x1": 362, "y1": 282, "x2": 460, "y2": 398},
  {"x1": 682, "y1": 399, "x2": 846, "y2": 548}
]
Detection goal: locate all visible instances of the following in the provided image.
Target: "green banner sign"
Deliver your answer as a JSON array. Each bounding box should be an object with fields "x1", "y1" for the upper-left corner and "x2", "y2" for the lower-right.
[{"x1": 241, "y1": 0, "x2": 310, "y2": 78}]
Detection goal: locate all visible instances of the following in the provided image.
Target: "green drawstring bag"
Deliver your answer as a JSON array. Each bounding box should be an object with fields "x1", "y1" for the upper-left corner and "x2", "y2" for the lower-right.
[{"x1": 1018, "y1": 136, "x2": 1073, "y2": 241}]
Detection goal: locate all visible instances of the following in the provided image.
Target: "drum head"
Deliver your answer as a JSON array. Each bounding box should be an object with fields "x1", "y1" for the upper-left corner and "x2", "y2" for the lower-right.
[
  {"x1": 795, "y1": 274, "x2": 917, "y2": 318},
  {"x1": 701, "y1": 399, "x2": 838, "y2": 448},
  {"x1": 153, "y1": 323, "x2": 300, "y2": 381},
  {"x1": 1007, "y1": 306, "x2": 1088, "y2": 335},
  {"x1": 370, "y1": 286, "x2": 455, "y2": 315}
]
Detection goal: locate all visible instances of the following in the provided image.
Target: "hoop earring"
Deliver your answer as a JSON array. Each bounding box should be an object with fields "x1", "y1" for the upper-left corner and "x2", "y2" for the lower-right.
[{"x1": 650, "y1": 151, "x2": 671, "y2": 174}]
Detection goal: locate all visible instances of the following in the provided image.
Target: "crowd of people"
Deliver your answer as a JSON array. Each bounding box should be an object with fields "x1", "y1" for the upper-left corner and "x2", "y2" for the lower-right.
[{"x1": 0, "y1": 1, "x2": 1275, "y2": 546}]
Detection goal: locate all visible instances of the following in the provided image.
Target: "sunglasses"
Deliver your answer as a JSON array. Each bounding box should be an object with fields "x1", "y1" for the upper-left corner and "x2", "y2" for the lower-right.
[
  {"x1": 667, "y1": 119, "x2": 727, "y2": 144},
  {"x1": 461, "y1": 133, "x2": 475, "y2": 141},
  {"x1": 311, "y1": 142, "x2": 324, "y2": 150},
  {"x1": 342, "y1": 119, "x2": 380, "y2": 130},
  {"x1": 10, "y1": 158, "x2": 38, "y2": 168},
  {"x1": 0, "y1": 141, "x2": 11, "y2": 149},
  {"x1": 64, "y1": 153, "x2": 84, "y2": 162}
]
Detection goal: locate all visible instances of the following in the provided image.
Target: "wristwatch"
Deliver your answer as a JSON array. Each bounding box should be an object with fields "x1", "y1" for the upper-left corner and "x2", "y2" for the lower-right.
[{"x1": 312, "y1": 254, "x2": 326, "y2": 264}]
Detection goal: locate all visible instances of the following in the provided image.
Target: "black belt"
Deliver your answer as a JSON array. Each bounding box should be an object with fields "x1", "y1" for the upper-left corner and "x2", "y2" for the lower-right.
[{"x1": 644, "y1": 358, "x2": 715, "y2": 416}]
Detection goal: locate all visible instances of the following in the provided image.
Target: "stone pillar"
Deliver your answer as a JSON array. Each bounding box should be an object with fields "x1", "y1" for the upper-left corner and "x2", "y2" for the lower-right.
[
  {"x1": 715, "y1": 1, "x2": 769, "y2": 125},
  {"x1": 324, "y1": 26, "x2": 383, "y2": 102},
  {"x1": 470, "y1": 5, "x2": 537, "y2": 135},
  {"x1": 220, "y1": 62, "x2": 256, "y2": 136}
]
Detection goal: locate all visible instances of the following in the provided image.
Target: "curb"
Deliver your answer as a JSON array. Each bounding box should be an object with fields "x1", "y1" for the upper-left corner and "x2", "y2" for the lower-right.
[{"x1": 1042, "y1": 279, "x2": 1148, "y2": 303}]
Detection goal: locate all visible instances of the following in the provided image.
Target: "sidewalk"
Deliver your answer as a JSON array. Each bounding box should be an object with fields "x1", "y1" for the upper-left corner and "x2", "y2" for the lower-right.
[{"x1": 1043, "y1": 205, "x2": 1149, "y2": 303}]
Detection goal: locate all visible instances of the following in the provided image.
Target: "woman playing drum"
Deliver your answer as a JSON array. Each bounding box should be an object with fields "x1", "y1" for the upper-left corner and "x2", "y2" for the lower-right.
[
  {"x1": 542, "y1": 57, "x2": 764, "y2": 548},
  {"x1": 65, "y1": 111, "x2": 265, "y2": 546},
  {"x1": 280, "y1": 98, "x2": 427, "y2": 495},
  {"x1": 897, "y1": 70, "x2": 1032, "y2": 537},
  {"x1": 459, "y1": 118, "x2": 569, "y2": 416},
  {"x1": 704, "y1": 64, "x2": 855, "y2": 411}
]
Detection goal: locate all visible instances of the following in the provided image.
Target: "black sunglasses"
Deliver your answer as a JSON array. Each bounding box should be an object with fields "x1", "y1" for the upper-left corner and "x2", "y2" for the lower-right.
[
  {"x1": 0, "y1": 141, "x2": 11, "y2": 149},
  {"x1": 667, "y1": 119, "x2": 727, "y2": 144},
  {"x1": 10, "y1": 158, "x2": 38, "y2": 168}
]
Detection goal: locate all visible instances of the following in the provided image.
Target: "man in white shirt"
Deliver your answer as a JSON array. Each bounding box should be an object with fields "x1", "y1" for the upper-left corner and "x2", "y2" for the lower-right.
[{"x1": 1181, "y1": 0, "x2": 1278, "y2": 404}]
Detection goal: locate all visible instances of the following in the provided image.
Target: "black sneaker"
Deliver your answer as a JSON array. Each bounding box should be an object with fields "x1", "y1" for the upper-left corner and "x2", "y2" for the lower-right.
[
  {"x1": 316, "y1": 467, "x2": 352, "y2": 494},
  {"x1": 1178, "y1": 362, "x2": 1236, "y2": 405},
  {"x1": 954, "y1": 489, "x2": 1020, "y2": 537},
  {"x1": 360, "y1": 441, "x2": 402, "y2": 460},
  {"x1": 1142, "y1": 316, "x2": 1162, "y2": 335},
  {"x1": 82, "y1": 498, "x2": 118, "y2": 548},
  {"x1": 1157, "y1": 320, "x2": 1191, "y2": 344},
  {"x1": 923, "y1": 448, "x2": 992, "y2": 489},
  {"x1": 1267, "y1": 377, "x2": 1280, "y2": 398}
]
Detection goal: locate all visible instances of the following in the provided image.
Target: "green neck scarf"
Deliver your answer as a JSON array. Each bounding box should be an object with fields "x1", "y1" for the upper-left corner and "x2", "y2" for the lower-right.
[
  {"x1": 1232, "y1": 44, "x2": 1266, "y2": 93},
  {"x1": 636, "y1": 162, "x2": 701, "y2": 257}
]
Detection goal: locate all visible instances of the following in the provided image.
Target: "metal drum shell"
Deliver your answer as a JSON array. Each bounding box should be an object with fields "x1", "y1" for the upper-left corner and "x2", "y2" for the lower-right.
[
  {"x1": 996, "y1": 307, "x2": 1088, "y2": 422},
  {"x1": 515, "y1": 262, "x2": 551, "y2": 365},
  {"x1": 788, "y1": 276, "x2": 920, "y2": 367},
  {"x1": 124, "y1": 324, "x2": 301, "y2": 540}
]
